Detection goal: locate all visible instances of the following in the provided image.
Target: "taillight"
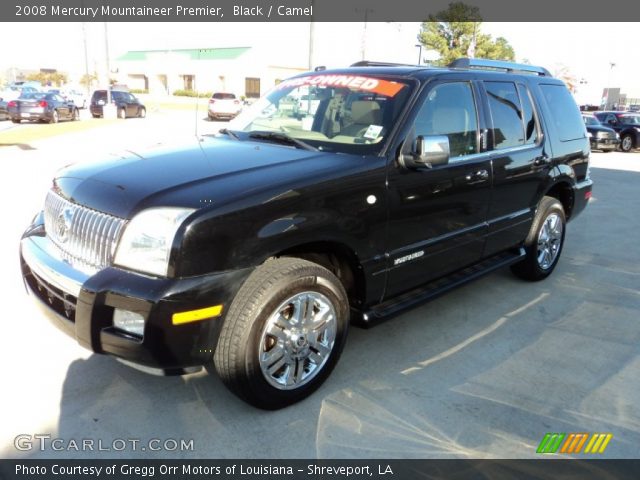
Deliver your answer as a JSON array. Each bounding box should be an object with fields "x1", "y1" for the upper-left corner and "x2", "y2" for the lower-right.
[
  {"x1": 7, "y1": 101, "x2": 16, "y2": 108},
  {"x1": 234, "y1": 100, "x2": 240, "y2": 105},
  {"x1": 209, "y1": 99, "x2": 215, "y2": 104},
  {"x1": 39, "y1": 100, "x2": 48, "y2": 107}
]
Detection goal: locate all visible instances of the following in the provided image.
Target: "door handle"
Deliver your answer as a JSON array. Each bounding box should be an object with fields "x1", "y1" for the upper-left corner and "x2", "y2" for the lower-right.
[
  {"x1": 534, "y1": 155, "x2": 550, "y2": 166},
  {"x1": 465, "y1": 169, "x2": 489, "y2": 183}
]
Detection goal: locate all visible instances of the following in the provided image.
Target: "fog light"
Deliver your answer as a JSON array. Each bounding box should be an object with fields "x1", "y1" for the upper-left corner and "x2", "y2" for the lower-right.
[{"x1": 113, "y1": 309, "x2": 145, "y2": 336}]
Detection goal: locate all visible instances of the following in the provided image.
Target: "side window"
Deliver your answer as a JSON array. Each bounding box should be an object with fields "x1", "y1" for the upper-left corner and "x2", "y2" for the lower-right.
[
  {"x1": 414, "y1": 82, "x2": 478, "y2": 159},
  {"x1": 485, "y1": 81, "x2": 524, "y2": 149},
  {"x1": 517, "y1": 84, "x2": 539, "y2": 145},
  {"x1": 539, "y1": 84, "x2": 585, "y2": 141}
]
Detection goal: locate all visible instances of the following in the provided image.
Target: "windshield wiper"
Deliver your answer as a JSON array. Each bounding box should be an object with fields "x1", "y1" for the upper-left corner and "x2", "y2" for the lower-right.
[
  {"x1": 218, "y1": 128, "x2": 240, "y2": 140},
  {"x1": 248, "y1": 131, "x2": 317, "y2": 151}
]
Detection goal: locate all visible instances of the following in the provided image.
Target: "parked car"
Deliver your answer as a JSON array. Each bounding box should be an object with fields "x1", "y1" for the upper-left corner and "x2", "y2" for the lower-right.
[
  {"x1": 582, "y1": 114, "x2": 619, "y2": 152},
  {"x1": 90, "y1": 90, "x2": 146, "y2": 119},
  {"x1": 48, "y1": 88, "x2": 88, "y2": 109},
  {"x1": 8, "y1": 92, "x2": 79, "y2": 123},
  {"x1": 594, "y1": 111, "x2": 640, "y2": 152},
  {"x1": 0, "y1": 97, "x2": 8, "y2": 121},
  {"x1": 207, "y1": 92, "x2": 242, "y2": 120},
  {"x1": 20, "y1": 58, "x2": 592, "y2": 409},
  {"x1": 1, "y1": 85, "x2": 39, "y2": 102}
]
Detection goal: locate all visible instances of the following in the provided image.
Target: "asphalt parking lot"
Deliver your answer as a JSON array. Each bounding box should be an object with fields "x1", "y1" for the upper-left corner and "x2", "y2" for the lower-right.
[{"x1": 1, "y1": 111, "x2": 638, "y2": 459}]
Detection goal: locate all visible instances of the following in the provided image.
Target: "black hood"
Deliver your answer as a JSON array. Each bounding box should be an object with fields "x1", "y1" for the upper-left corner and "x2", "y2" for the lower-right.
[
  {"x1": 53, "y1": 137, "x2": 364, "y2": 218},
  {"x1": 585, "y1": 124, "x2": 616, "y2": 134}
]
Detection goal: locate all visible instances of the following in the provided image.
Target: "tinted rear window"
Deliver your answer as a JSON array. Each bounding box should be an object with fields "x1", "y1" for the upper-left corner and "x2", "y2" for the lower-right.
[
  {"x1": 540, "y1": 84, "x2": 585, "y2": 141},
  {"x1": 213, "y1": 93, "x2": 236, "y2": 99},
  {"x1": 19, "y1": 92, "x2": 46, "y2": 100}
]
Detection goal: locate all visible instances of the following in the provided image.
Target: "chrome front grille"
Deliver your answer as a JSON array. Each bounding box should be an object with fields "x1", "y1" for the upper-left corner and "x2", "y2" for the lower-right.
[{"x1": 44, "y1": 191, "x2": 126, "y2": 273}]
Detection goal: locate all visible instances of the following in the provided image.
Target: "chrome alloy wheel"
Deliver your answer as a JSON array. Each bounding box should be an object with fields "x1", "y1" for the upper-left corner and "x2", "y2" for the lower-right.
[
  {"x1": 537, "y1": 212, "x2": 563, "y2": 270},
  {"x1": 258, "y1": 291, "x2": 337, "y2": 390}
]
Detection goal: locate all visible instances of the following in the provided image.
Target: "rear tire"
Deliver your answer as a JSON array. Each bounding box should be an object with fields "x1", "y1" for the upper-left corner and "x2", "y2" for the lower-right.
[
  {"x1": 118, "y1": 108, "x2": 126, "y2": 119},
  {"x1": 72, "y1": 108, "x2": 79, "y2": 121},
  {"x1": 50, "y1": 110, "x2": 59, "y2": 124},
  {"x1": 214, "y1": 257, "x2": 349, "y2": 409},
  {"x1": 511, "y1": 196, "x2": 566, "y2": 281},
  {"x1": 138, "y1": 107, "x2": 146, "y2": 118}
]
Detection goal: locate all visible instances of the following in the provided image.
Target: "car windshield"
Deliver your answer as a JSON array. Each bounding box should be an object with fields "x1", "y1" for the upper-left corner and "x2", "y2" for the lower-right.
[
  {"x1": 618, "y1": 114, "x2": 640, "y2": 125},
  {"x1": 227, "y1": 73, "x2": 414, "y2": 154},
  {"x1": 583, "y1": 115, "x2": 600, "y2": 126}
]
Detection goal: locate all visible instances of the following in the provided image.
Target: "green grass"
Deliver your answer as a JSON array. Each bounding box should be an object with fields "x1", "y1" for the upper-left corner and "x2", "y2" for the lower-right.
[{"x1": 0, "y1": 118, "x2": 119, "y2": 147}]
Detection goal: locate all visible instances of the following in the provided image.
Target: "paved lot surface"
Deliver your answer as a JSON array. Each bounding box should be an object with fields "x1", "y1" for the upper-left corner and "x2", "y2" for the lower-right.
[{"x1": 1, "y1": 113, "x2": 638, "y2": 459}]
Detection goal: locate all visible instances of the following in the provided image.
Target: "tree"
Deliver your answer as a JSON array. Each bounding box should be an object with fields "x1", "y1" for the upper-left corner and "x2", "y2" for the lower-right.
[
  {"x1": 417, "y1": 2, "x2": 515, "y2": 66},
  {"x1": 26, "y1": 71, "x2": 68, "y2": 87},
  {"x1": 80, "y1": 72, "x2": 98, "y2": 89},
  {"x1": 553, "y1": 64, "x2": 577, "y2": 93}
]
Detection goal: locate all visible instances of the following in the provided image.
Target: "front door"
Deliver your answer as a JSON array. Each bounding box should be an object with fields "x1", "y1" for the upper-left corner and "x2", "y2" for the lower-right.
[{"x1": 385, "y1": 80, "x2": 492, "y2": 299}]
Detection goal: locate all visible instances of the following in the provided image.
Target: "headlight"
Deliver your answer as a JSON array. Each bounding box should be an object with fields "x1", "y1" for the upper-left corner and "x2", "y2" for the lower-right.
[{"x1": 114, "y1": 207, "x2": 195, "y2": 276}]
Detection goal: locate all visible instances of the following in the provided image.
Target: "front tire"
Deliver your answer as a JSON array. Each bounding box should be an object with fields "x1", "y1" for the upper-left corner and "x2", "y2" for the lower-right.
[
  {"x1": 118, "y1": 108, "x2": 126, "y2": 119},
  {"x1": 214, "y1": 257, "x2": 349, "y2": 409},
  {"x1": 511, "y1": 196, "x2": 566, "y2": 281},
  {"x1": 620, "y1": 134, "x2": 634, "y2": 152},
  {"x1": 72, "y1": 108, "x2": 79, "y2": 121}
]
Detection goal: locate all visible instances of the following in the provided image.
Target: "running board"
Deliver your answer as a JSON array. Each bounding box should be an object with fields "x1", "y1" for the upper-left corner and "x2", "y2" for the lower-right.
[{"x1": 358, "y1": 248, "x2": 525, "y2": 326}]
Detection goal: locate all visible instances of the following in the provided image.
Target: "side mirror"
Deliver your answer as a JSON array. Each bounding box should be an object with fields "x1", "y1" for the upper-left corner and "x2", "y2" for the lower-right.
[{"x1": 400, "y1": 135, "x2": 450, "y2": 169}]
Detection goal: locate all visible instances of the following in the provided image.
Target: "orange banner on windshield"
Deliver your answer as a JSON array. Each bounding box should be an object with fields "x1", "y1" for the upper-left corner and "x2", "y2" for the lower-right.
[{"x1": 275, "y1": 75, "x2": 405, "y2": 97}]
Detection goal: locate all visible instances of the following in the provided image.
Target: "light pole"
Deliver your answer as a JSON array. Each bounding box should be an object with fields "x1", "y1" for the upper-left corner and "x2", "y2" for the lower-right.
[
  {"x1": 415, "y1": 44, "x2": 423, "y2": 65},
  {"x1": 604, "y1": 62, "x2": 616, "y2": 109},
  {"x1": 307, "y1": 1, "x2": 314, "y2": 70}
]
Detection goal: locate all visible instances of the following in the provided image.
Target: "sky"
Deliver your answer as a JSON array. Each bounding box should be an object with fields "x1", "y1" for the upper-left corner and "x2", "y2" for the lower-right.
[{"x1": 1, "y1": 22, "x2": 638, "y2": 104}]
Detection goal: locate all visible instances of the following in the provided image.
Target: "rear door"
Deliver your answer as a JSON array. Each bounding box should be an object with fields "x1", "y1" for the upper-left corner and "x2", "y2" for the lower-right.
[
  {"x1": 481, "y1": 80, "x2": 551, "y2": 256},
  {"x1": 53, "y1": 94, "x2": 70, "y2": 118},
  {"x1": 385, "y1": 78, "x2": 493, "y2": 298}
]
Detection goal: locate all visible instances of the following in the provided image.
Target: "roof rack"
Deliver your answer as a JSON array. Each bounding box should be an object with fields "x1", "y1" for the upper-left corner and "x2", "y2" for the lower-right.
[
  {"x1": 350, "y1": 60, "x2": 418, "y2": 68},
  {"x1": 448, "y1": 58, "x2": 551, "y2": 76}
]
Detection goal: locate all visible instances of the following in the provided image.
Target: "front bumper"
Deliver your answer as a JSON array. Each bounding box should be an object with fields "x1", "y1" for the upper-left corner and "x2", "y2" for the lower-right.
[
  {"x1": 590, "y1": 138, "x2": 620, "y2": 151},
  {"x1": 20, "y1": 223, "x2": 253, "y2": 372}
]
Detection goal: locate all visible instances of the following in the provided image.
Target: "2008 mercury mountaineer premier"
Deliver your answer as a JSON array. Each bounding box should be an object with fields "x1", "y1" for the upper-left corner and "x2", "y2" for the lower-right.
[{"x1": 20, "y1": 59, "x2": 592, "y2": 409}]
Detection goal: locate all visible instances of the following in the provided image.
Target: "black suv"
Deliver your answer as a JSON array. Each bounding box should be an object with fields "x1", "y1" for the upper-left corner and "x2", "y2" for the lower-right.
[
  {"x1": 594, "y1": 111, "x2": 640, "y2": 152},
  {"x1": 90, "y1": 89, "x2": 146, "y2": 119},
  {"x1": 20, "y1": 59, "x2": 592, "y2": 409}
]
